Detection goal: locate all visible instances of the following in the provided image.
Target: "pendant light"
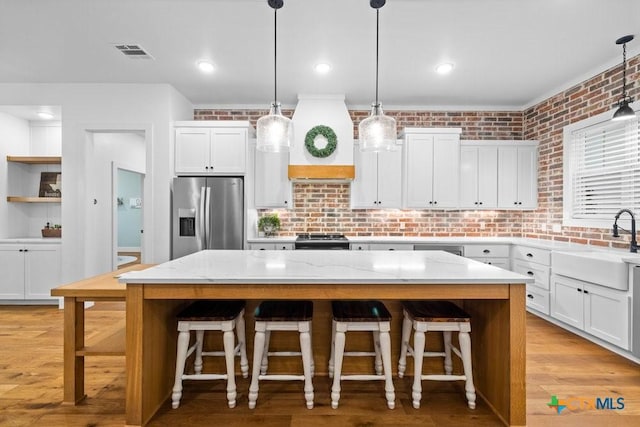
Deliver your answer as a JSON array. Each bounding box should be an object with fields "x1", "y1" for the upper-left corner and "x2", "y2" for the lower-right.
[
  {"x1": 612, "y1": 35, "x2": 636, "y2": 122},
  {"x1": 256, "y1": 0, "x2": 292, "y2": 152},
  {"x1": 359, "y1": 0, "x2": 397, "y2": 152}
]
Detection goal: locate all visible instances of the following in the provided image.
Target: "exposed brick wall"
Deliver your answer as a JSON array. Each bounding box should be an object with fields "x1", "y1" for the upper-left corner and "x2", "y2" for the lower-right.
[
  {"x1": 194, "y1": 54, "x2": 638, "y2": 242},
  {"x1": 523, "y1": 54, "x2": 639, "y2": 250}
]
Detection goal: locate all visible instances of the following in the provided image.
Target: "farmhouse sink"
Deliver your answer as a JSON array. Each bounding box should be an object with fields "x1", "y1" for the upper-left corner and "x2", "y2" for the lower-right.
[{"x1": 552, "y1": 250, "x2": 628, "y2": 291}]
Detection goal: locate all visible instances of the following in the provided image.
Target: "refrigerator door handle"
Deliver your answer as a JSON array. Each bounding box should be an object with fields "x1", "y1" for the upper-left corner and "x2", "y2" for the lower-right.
[
  {"x1": 204, "y1": 186, "x2": 212, "y2": 249},
  {"x1": 199, "y1": 186, "x2": 206, "y2": 249}
]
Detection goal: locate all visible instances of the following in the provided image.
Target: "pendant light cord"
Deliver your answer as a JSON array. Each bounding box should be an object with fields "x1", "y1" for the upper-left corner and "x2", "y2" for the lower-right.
[
  {"x1": 274, "y1": 7, "x2": 278, "y2": 104},
  {"x1": 375, "y1": 8, "x2": 379, "y2": 106},
  {"x1": 622, "y1": 42, "x2": 628, "y2": 99}
]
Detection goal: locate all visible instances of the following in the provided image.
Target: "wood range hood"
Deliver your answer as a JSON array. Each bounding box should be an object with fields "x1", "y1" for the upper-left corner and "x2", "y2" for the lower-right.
[{"x1": 288, "y1": 94, "x2": 355, "y2": 181}]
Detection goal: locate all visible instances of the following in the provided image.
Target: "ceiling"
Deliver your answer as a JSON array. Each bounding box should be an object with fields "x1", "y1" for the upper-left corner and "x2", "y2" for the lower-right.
[{"x1": 0, "y1": 0, "x2": 639, "y2": 111}]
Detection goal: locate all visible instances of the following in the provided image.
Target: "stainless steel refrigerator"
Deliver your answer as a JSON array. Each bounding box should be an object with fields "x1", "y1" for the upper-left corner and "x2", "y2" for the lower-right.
[{"x1": 171, "y1": 177, "x2": 244, "y2": 259}]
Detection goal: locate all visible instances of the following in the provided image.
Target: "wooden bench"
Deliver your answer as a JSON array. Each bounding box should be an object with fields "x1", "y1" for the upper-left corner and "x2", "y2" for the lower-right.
[{"x1": 51, "y1": 263, "x2": 153, "y2": 404}]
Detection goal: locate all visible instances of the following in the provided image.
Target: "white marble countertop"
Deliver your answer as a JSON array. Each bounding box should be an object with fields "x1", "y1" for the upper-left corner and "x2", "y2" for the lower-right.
[{"x1": 119, "y1": 249, "x2": 534, "y2": 285}]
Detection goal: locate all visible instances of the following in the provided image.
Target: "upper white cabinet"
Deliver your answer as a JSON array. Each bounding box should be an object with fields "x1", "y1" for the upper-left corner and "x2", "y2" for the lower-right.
[
  {"x1": 459, "y1": 143, "x2": 498, "y2": 209},
  {"x1": 351, "y1": 142, "x2": 402, "y2": 209},
  {"x1": 254, "y1": 149, "x2": 292, "y2": 208},
  {"x1": 174, "y1": 121, "x2": 253, "y2": 175},
  {"x1": 497, "y1": 142, "x2": 538, "y2": 209},
  {"x1": 402, "y1": 128, "x2": 461, "y2": 209}
]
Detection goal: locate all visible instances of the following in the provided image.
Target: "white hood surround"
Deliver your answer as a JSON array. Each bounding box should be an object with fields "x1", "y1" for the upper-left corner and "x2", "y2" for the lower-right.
[{"x1": 288, "y1": 94, "x2": 355, "y2": 180}]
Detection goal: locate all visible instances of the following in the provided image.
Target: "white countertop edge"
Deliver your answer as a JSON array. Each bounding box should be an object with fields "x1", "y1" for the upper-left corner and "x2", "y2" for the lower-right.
[
  {"x1": 120, "y1": 277, "x2": 534, "y2": 285},
  {"x1": 0, "y1": 238, "x2": 61, "y2": 244}
]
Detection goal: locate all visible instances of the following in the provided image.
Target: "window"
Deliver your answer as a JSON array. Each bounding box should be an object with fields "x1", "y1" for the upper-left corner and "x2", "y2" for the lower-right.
[{"x1": 563, "y1": 107, "x2": 640, "y2": 228}]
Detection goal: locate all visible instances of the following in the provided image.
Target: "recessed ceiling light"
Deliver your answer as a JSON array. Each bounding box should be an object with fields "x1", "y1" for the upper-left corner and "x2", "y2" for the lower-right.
[
  {"x1": 197, "y1": 61, "x2": 215, "y2": 73},
  {"x1": 435, "y1": 62, "x2": 454, "y2": 75},
  {"x1": 314, "y1": 63, "x2": 332, "y2": 74},
  {"x1": 37, "y1": 111, "x2": 54, "y2": 120}
]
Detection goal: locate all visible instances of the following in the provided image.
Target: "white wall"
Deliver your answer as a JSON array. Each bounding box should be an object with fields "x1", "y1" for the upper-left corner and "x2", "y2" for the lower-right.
[{"x1": 0, "y1": 83, "x2": 193, "y2": 282}]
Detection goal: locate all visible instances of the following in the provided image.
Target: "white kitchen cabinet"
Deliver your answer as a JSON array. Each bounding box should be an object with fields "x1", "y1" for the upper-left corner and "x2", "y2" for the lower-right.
[
  {"x1": 254, "y1": 149, "x2": 292, "y2": 208},
  {"x1": 403, "y1": 128, "x2": 461, "y2": 209},
  {"x1": 350, "y1": 243, "x2": 369, "y2": 251},
  {"x1": 351, "y1": 144, "x2": 402, "y2": 208},
  {"x1": 368, "y1": 243, "x2": 414, "y2": 251},
  {"x1": 175, "y1": 122, "x2": 252, "y2": 175},
  {"x1": 497, "y1": 143, "x2": 538, "y2": 209},
  {"x1": 0, "y1": 243, "x2": 61, "y2": 301},
  {"x1": 459, "y1": 144, "x2": 498, "y2": 208},
  {"x1": 511, "y1": 244, "x2": 550, "y2": 315},
  {"x1": 551, "y1": 274, "x2": 629, "y2": 350},
  {"x1": 464, "y1": 244, "x2": 510, "y2": 269},
  {"x1": 248, "y1": 242, "x2": 294, "y2": 250}
]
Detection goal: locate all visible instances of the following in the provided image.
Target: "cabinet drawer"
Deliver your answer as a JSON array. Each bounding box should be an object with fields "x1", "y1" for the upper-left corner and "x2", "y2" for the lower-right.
[
  {"x1": 368, "y1": 243, "x2": 414, "y2": 251},
  {"x1": 526, "y1": 284, "x2": 549, "y2": 315},
  {"x1": 350, "y1": 243, "x2": 369, "y2": 251},
  {"x1": 250, "y1": 243, "x2": 294, "y2": 250},
  {"x1": 512, "y1": 259, "x2": 550, "y2": 290},
  {"x1": 464, "y1": 244, "x2": 509, "y2": 258},
  {"x1": 512, "y1": 246, "x2": 551, "y2": 265},
  {"x1": 469, "y1": 257, "x2": 510, "y2": 270}
]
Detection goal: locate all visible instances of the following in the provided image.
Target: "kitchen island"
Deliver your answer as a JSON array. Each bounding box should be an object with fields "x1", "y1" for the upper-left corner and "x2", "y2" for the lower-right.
[{"x1": 120, "y1": 250, "x2": 533, "y2": 426}]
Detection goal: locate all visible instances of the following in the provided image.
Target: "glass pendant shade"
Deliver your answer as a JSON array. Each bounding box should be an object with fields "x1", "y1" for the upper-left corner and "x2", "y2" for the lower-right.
[
  {"x1": 256, "y1": 102, "x2": 292, "y2": 152},
  {"x1": 359, "y1": 103, "x2": 397, "y2": 152},
  {"x1": 612, "y1": 99, "x2": 636, "y2": 121}
]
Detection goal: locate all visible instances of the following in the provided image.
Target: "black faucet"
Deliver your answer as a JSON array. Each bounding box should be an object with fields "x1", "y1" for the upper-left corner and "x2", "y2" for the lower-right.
[{"x1": 612, "y1": 208, "x2": 638, "y2": 253}]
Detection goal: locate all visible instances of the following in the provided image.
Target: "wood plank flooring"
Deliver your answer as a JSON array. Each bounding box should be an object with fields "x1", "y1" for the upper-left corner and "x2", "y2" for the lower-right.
[{"x1": 0, "y1": 303, "x2": 638, "y2": 426}]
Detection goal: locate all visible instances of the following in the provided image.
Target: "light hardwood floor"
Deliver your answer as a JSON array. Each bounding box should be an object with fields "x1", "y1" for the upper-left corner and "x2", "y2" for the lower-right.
[{"x1": 0, "y1": 303, "x2": 638, "y2": 426}]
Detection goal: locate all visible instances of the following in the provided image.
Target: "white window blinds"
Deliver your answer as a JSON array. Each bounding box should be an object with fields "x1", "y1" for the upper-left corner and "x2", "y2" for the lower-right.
[{"x1": 570, "y1": 118, "x2": 640, "y2": 219}]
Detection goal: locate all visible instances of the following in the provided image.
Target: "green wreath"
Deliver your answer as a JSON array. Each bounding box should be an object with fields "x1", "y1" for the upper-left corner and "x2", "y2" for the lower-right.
[{"x1": 305, "y1": 125, "x2": 337, "y2": 158}]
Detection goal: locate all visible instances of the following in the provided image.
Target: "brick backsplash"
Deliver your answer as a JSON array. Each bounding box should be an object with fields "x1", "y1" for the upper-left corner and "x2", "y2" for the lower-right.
[{"x1": 194, "y1": 54, "x2": 639, "y2": 243}]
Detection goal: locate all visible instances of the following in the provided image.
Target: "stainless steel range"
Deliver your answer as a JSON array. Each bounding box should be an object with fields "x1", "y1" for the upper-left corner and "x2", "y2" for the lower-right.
[{"x1": 295, "y1": 233, "x2": 350, "y2": 250}]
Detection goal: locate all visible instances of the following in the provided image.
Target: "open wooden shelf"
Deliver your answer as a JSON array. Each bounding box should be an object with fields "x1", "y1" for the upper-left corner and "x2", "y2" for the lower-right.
[
  {"x1": 7, "y1": 196, "x2": 61, "y2": 203},
  {"x1": 77, "y1": 327, "x2": 125, "y2": 357},
  {"x1": 6, "y1": 155, "x2": 61, "y2": 164}
]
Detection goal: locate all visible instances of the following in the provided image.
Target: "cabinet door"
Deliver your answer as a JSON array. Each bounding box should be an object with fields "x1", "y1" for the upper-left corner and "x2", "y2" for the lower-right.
[
  {"x1": 459, "y1": 146, "x2": 478, "y2": 208},
  {"x1": 376, "y1": 149, "x2": 402, "y2": 208},
  {"x1": 404, "y1": 134, "x2": 433, "y2": 208},
  {"x1": 477, "y1": 146, "x2": 498, "y2": 208},
  {"x1": 249, "y1": 243, "x2": 276, "y2": 250},
  {"x1": 24, "y1": 245, "x2": 61, "y2": 300},
  {"x1": 255, "y1": 150, "x2": 291, "y2": 208},
  {"x1": 584, "y1": 284, "x2": 629, "y2": 349},
  {"x1": 175, "y1": 128, "x2": 211, "y2": 174},
  {"x1": 516, "y1": 146, "x2": 538, "y2": 209},
  {"x1": 550, "y1": 275, "x2": 584, "y2": 330},
  {"x1": 351, "y1": 148, "x2": 379, "y2": 208},
  {"x1": 432, "y1": 135, "x2": 459, "y2": 208},
  {"x1": 0, "y1": 245, "x2": 25, "y2": 299},
  {"x1": 211, "y1": 128, "x2": 247, "y2": 174},
  {"x1": 497, "y1": 146, "x2": 519, "y2": 208}
]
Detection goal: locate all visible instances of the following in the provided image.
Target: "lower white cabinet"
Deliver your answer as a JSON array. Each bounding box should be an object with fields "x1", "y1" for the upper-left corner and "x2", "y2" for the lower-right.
[
  {"x1": 551, "y1": 274, "x2": 629, "y2": 350},
  {"x1": 464, "y1": 244, "x2": 510, "y2": 269},
  {"x1": 525, "y1": 284, "x2": 550, "y2": 315},
  {"x1": 368, "y1": 243, "x2": 414, "y2": 251},
  {"x1": 350, "y1": 243, "x2": 369, "y2": 251},
  {"x1": 249, "y1": 242, "x2": 294, "y2": 250},
  {"x1": 0, "y1": 244, "x2": 61, "y2": 300}
]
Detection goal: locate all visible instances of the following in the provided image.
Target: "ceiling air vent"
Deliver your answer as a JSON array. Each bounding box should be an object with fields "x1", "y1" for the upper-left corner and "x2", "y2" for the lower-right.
[{"x1": 114, "y1": 44, "x2": 154, "y2": 60}]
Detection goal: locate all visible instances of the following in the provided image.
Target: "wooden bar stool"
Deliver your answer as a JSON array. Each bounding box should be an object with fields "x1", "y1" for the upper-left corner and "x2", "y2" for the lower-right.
[
  {"x1": 171, "y1": 300, "x2": 248, "y2": 409},
  {"x1": 398, "y1": 300, "x2": 476, "y2": 409},
  {"x1": 329, "y1": 300, "x2": 395, "y2": 409},
  {"x1": 248, "y1": 300, "x2": 314, "y2": 409}
]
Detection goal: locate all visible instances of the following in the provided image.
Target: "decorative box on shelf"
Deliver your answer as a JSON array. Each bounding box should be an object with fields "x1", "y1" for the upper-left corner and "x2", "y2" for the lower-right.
[{"x1": 42, "y1": 228, "x2": 61, "y2": 238}]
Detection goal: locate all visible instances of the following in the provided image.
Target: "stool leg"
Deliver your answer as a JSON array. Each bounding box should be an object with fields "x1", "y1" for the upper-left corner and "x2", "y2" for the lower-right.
[
  {"x1": 378, "y1": 326, "x2": 395, "y2": 410},
  {"x1": 330, "y1": 324, "x2": 346, "y2": 409},
  {"x1": 443, "y1": 331, "x2": 453, "y2": 375},
  {"x1": 236, "y1": 311, "x2": 249, "y2": 378},
  {"x1": 398, "y1": 312, "x2": 412, "y2": 378},
  {"x1": 458, "y1": 331, "x2": 476, "y2": 409},
  {"x1": 223, "y1": 328, "x2": 237, "y2": 408},
  {"x1": 373, "y1": 330, "x2": 383, "y2": 375},
  {"x1": 411, "y1": 329, "x2": 426, "y2": 409},
  {"x1": 171, "y1": 330, "x2": 191, "y2": 409},
  {"x1": 299, "y1": 322, "x2": 314, "y2": 409},
  {"x1": 309, "y1": 323, "x2": 315, "y2": 377},
  {"x1": 328, "y1": 319, "x2": 336, "y2": 379},
  {"x1": 260, "y1": 330, "x2": 271, "y2": 375},
  {"x1": 194, "y1": 330, "x2": 204, "y2": 374},
  {"x1": 248, "y1": 325, "x2": 266, "y2": 409}
]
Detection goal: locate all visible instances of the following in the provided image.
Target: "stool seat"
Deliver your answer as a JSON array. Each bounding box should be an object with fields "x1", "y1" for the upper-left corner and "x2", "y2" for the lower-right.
[
  {"x1": 398, "y1": 300, "x2": 476, "y2": 410},
  {"x1": 329, "y1": 300, "x2": 395, "y2": 410},
  {"x1": 248, "y1": 300, "x2": 315, "y2": 410},
  {"x1": 178, "y1": 300, "x2": 246, "y2": 321},
  {"x1": 172, "y1": 300, "x2": 248, "y2": 410},
  {"x1": 402, "y1": 300, "x2": 470, "y2": 322},
  {"x1": 254, "y1": 300, "x2": 313, "y2": 321},
  {"x1": 332, "y1": 300, "x2": 391, "y2": 321}
]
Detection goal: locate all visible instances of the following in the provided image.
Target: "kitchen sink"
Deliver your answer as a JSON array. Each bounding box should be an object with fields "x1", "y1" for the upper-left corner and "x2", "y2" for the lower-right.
[{"x1": 552, "y1": 250, "x2": 628, "y2": 291}]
